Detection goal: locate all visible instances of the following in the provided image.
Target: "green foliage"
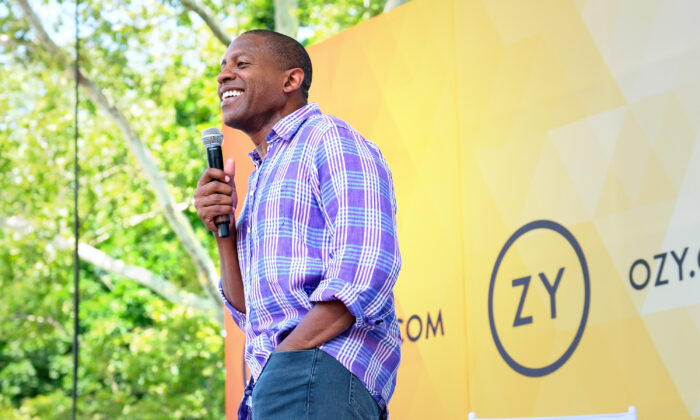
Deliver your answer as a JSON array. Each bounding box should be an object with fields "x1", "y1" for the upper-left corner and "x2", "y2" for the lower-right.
[
  {"x1": 0, "y1": 0, "x2": 406, "y2": 417},
  {"x1": 298, "y1": 0, "x2": 387, "y2": 45}
]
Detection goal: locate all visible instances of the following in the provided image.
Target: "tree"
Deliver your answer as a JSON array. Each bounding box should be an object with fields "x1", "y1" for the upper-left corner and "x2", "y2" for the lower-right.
[{"x1": 0, "y1": 0, "x2": 410, "y2": 417}]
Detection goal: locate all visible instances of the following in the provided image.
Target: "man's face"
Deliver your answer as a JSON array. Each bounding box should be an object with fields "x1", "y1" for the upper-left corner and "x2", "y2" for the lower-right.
[{"x1": 217, "y1": 34, "x2": 287, "y2": 132}]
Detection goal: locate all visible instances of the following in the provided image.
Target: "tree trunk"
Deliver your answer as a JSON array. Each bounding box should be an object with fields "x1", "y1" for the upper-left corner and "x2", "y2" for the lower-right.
[
  {"x1": 274, "y1": 0, "x2": 299, "y2": 38},
  {"x1": 16, "y1": 0, "x2": 223, "y2": 315}
]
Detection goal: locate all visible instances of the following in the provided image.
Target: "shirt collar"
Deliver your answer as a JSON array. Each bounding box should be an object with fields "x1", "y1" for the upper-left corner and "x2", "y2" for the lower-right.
[
  {"x1": 267, "y1": 102, "x2": 321, "y2": 143},
  {"x1": 248, "y1": 102, "x2": 321, "y2": 165}
]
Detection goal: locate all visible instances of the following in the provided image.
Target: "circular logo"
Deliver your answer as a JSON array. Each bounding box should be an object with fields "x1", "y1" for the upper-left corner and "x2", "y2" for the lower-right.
[{"x1": 488, "y1": 220, "x2": 590, "y2": 377}]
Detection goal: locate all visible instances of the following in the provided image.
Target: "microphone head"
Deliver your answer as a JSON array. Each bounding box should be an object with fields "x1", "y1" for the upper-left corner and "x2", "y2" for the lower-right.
[{"x1": 201, "y1": 127, "x2": 224, "y2": 147}]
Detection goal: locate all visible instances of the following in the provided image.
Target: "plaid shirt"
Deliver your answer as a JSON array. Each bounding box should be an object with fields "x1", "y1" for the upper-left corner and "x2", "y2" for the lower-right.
[{"x1": 219, "y1": 103, "x2": 402, "y2": 418}]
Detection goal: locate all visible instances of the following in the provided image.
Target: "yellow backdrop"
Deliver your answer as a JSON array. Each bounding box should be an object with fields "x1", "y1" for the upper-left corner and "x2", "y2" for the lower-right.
[{"x1": 223, "y1": 0, "x2": 700, "y2": 418}]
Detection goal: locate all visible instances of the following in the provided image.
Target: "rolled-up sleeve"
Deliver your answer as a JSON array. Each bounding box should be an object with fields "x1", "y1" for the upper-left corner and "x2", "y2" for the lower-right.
[
  {"x1": 218, "y1": 280, "x2": 246, "y2": 330},
  {"x1": 308, "y1": 124, "x2": 401, "y2": 330}
]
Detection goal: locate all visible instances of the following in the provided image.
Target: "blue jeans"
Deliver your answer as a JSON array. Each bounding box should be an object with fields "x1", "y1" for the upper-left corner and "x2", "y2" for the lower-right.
[{"x1": 251, "y1": 348, "x2": 381, "y2": 419}]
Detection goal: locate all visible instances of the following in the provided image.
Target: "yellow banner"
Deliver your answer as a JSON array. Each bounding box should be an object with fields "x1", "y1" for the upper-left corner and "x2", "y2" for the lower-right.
[{"x1": 224, "y1": 1, "x2": 700, "y2": 418}]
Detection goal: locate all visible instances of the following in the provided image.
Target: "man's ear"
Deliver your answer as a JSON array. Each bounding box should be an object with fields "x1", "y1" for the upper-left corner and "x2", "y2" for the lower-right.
[{"x1": 282, "y1": 68, "x2": 304, "y2": 94}]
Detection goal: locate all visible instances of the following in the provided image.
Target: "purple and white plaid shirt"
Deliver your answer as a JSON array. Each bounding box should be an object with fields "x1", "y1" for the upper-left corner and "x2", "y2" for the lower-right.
[{"x1": 219, "y1": 103, "x2": 402, "y2": 418}]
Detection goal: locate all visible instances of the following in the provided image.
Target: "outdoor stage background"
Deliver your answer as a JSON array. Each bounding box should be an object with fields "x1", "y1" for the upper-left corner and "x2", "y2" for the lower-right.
[{"x1": 222, "y1": 0, "x2": 700, "y2": 418}]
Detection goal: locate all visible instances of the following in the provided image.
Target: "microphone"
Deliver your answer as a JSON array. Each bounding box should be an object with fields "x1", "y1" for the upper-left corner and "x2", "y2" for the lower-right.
[{"x1": 201, "y1": 127, "x2": 230, "y2": 238}]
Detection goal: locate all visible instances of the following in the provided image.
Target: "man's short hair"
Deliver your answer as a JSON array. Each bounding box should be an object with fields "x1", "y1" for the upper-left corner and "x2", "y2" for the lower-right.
[{"x1": 242, "y1": 29, "x2": 313, "y2": 100}]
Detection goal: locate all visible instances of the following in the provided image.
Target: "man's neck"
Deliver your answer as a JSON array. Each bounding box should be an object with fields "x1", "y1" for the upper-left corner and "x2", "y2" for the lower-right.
[
  {"x1": 254, "y1": 140, "x2": 268, "y2": 160},
  {"x1": 247, "y1": 100, "x2": 307, "y2": 160},
  {"x1": 248, "y1": 123, "x2": 272, "y2": 160}
]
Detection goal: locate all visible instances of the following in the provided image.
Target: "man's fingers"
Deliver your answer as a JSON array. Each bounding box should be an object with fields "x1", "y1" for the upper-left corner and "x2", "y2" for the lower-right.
[
  {"x1": 198, "y1": 205, "x2": 232, "y2": 220},
  {"x1": 196, "y1": 168, "x2": 226, "y2": 187},
  {"x1": 197, "y1": 204, "x2": 233, "y2": 231},
  {"x1": 195, "y1": 194, "x2": 234, "y2": 208},
  {"x1": 194, "y1": 165, "x2": 237, "y2": 233},
  {"x1": 194, "y1": 179, "x2": 233, "y2": 198}
]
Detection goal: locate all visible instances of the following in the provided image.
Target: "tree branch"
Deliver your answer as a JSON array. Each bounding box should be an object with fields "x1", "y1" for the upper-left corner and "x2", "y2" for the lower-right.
[
  {"x1": 92, "y1": 201, "x2": 191, "y2": 245},
  {"x1": 274, "y1": 0, "x2": 298, "y2": 38},
  {"x1": 66, "y1": 239, "x2": 222, "y2": 323},
  {"x1": 16, "y1": 0, "x2": 223, "y2": 309},
  {"x1": 14, "y1": 0, "x2": 62, "y2": 59},
  {"x1": 384, "y1": 0, "x2": 408, "y2": 13},
  {"x1": 180, "y1": 0, "x2": 231, "y2": 46},
  {"x1": 1, "y1": 216, "x2": 223, "y2": 325}
]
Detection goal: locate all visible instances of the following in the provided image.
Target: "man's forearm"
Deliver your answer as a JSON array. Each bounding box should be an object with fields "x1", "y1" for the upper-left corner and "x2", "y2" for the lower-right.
[
  {"x1": 274, "y1": 300, "x2": 354, "y2": 351},
  {"x1": 217, "y1": 231, "x2": 245, "y2": 314}
]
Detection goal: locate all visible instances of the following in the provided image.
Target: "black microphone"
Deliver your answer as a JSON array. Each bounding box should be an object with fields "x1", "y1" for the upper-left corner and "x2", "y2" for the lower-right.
[{"x1": 201, "y1": 127, "x2": 230, "y2": 238}]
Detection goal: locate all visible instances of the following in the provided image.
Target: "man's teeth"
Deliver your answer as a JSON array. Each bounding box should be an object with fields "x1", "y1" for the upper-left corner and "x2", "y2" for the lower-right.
[{"x1": 222, "y1": 90, "x2": 242, "y2": 99}]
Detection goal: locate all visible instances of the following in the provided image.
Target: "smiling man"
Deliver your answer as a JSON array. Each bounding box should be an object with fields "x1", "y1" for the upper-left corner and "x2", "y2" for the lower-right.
[{"x1": 193, "y1": 30, "x2": 402, "y2": 420}]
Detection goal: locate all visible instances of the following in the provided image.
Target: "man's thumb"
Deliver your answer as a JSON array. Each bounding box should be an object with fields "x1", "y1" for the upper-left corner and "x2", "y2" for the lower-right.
[{"x1": 224, "y1": 158, "x2": 235, "y2": 183}]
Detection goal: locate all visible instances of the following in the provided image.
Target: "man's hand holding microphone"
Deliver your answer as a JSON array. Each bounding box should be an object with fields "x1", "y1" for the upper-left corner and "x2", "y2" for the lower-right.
[{"x1": 194, "y1": 127, "x2": 237, "y2": 238}]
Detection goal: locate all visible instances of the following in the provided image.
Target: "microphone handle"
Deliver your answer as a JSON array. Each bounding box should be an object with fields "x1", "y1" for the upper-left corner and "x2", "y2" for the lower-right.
[{"x1": 207, "y1": 146, "x2": 230, "y2": 238}]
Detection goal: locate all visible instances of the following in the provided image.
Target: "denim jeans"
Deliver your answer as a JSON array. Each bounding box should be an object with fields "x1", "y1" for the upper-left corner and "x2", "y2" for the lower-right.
[{"x1": 251, "y1": 348, "x2": 381, "y2": 420}]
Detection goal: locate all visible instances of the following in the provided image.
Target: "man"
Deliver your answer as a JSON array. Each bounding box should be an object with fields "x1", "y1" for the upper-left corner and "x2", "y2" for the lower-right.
[{"x1": 194, "y1": 30, "x2": 401, "y2": 419}]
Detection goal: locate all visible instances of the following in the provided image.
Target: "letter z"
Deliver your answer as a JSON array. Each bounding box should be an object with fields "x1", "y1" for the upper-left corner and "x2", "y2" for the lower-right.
[{"x1": 512, "y1": 276, "x2": 533, "y2": 327}]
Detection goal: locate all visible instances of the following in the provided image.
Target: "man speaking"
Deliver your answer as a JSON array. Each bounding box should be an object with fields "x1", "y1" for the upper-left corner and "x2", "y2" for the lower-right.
[{"x1": 193, "y1": 30, "x2": 402, "y2": 419}]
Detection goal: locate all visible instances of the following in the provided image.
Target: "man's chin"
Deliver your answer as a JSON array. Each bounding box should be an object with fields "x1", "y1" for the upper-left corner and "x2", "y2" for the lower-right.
[{"x1": 222, "y1": 111, "x2": 243, "y2": 130}]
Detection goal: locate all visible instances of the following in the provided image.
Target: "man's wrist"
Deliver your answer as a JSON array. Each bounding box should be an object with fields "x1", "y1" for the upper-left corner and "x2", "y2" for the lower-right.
[
  {"x1": 273, "y1": 342, "x2": 296, "y2": 352},
  {"x1": 274, "y1": 336, "x2": 310, "y2": 352}
]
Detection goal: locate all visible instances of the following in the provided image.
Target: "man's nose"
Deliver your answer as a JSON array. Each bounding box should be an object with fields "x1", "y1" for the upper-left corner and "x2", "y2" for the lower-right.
[{"x1": 217, "y1": 69, "x2": 235, "y2": 84}]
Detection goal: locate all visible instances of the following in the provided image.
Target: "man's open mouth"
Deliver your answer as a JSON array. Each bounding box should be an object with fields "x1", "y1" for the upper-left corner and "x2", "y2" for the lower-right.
[{"x1": 222, "y1": 89, "x2": 243, "y2": 104}]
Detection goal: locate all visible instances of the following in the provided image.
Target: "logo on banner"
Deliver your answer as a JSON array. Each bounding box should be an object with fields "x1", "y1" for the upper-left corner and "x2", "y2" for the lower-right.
[{"x1": 488, "y1": 220, "x2": 590, "y2": 377}]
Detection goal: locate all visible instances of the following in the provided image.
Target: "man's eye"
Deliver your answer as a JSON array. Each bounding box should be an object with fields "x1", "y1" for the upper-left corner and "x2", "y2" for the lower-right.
[{"x1": 237, "y1": 62, "x2": 249, "y2": 67}]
